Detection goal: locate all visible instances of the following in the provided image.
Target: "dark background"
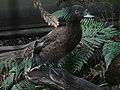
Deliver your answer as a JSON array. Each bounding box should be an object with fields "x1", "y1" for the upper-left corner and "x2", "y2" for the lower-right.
[
  {"x1": 0, "y1": 0, "x2": 120, "y2": 33},
  {"x1": 0, "y1": 0, "x2": 59, "y2": 31}
]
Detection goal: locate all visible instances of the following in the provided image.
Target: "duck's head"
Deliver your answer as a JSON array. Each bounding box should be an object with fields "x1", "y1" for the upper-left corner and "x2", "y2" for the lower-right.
[{"x1": 70, "y1": 5, "x2": 94, "y2": 19}]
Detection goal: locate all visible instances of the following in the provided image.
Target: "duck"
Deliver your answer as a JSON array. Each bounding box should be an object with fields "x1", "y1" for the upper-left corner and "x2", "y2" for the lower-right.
[{"x1": 32, "y1": 5, "x2": 94, "y2": 67}]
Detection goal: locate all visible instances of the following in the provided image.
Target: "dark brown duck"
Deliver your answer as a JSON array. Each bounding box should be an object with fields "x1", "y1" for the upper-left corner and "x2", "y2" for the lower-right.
[{"x1": 33, "y1": 5, "x2": 94, "y2": 66}]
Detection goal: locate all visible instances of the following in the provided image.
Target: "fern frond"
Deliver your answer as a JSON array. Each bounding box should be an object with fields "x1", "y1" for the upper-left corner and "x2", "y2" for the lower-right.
[
  {"x1": 81, "y1": 19, "x2": 117, "y2": 38},
  {"x1": 102, "y1": 41, "x2": 120, "y2": 69},
  {"x1": 112, "y1": 85, "x2": 120, "y2": 90},
  {"x1": 58, "y1": 48, "x2": 94, "y2": 72},
  {"x1": 1, "y1": 67, "x2": 16, "y2": 89},
  {"x1": 0, "y1": 61, "x2": 5, "y2": 74},
  {"x1": 81, "y1": 19, "x2": 106, "y2": 29},
  {"x1": 0, "y1": 53, "x2": 33, "y2": 89},
  {"x1": 73, "y1": 48, "x2": 94, "y2": 72},
  {"x1": 52, "y1": 7, "x2": 70, "y2": 20},
  {"x1": 80, "y1": 19, "x2": 117, "y2": 50},
  {"x1": 11, "y1": 80, "x2": 35, "y2": 90},
  {"x1": 80, "y1": 20, "x2": 105, "y2": 49},
  {"x1": 99, "y1": 25, "x2": 117, "y2": 39}
]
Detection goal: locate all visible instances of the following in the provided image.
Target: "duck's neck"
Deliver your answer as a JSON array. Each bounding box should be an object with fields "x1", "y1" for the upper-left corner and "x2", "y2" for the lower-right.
[
  {"x1": 64, "y1": 17, "x2": 82, "y2": 52},
  {"x1": 66, "y1": 17, "x2": 81, "y2": 31}
]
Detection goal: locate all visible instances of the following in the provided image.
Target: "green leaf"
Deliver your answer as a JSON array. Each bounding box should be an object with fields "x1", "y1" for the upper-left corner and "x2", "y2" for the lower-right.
[
  {"x1": 11, "y1": 80, "x2": 35, "y2": 90},
  {"x1": 52, "y1": 7, "x2": 70, "y2": 20},
  {"x1": 0, "y1": 62, "x2": 4, "y2": 74},
  {"x1": 102, "y1": 41, "x2": 120, "y2": 69},
  {"x1": 1, "y1": 67, "x2": 16, "y2": 89},
  {"x1": 73, "y1": 48, "x2": 94, "y2": 72}
]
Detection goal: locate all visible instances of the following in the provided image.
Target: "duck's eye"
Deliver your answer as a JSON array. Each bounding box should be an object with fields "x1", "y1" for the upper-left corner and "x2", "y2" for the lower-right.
[{"x1": 75, "y1": 10, "x2": 79, "y2": 14}]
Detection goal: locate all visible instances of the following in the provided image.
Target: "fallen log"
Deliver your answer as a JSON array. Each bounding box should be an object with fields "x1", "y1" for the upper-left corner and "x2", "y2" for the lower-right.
[
  {"x1": 0, "y1": 43, "x2": 111, "y2": 90},
  {"x1": 25, "y1": 67, "x2": 110, "y2": 90},
  {"x1": 0, "y1": 40, "x2": 36, "y2": 60}
]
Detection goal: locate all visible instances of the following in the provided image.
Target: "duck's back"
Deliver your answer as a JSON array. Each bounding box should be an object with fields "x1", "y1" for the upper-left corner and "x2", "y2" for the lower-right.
[{"x1": 35, "y1": 25, "x2": 82, "y2": 65}]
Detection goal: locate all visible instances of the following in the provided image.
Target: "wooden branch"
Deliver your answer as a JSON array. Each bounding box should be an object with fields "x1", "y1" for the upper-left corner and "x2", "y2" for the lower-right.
[
  {"x1": 25, "y1": 67, "x2": 110, "y2": 90},
  {"x1": 0, "y1": 26, "x2": 52, "y2": 37},
  {"x1": 0, "y1": 41, "x2": 36, "y2": 60}
]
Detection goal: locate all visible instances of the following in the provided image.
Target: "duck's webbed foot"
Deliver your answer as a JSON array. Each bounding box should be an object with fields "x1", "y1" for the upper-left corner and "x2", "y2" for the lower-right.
[
  {"x1": 25, "y1": 66, "x2": 65, "y2": 86},
  {"x1": 50, "y1": 67, "x2": 64, "y2": 81},
  {"x1": 30, "y1": 57, "x2": 64, "y2": 80},
  {"x1": 49, "y1": 62, "x2": 64, "y2": 79}
]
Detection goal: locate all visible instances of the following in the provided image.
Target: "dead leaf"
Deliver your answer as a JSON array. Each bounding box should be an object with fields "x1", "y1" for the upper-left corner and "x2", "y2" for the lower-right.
[
  {"x1": 33, "y1": 0, "x2": 59, "y2": 27},
  {"x1": 33, "y1": 0, "x2": 41, "y2": 8}
]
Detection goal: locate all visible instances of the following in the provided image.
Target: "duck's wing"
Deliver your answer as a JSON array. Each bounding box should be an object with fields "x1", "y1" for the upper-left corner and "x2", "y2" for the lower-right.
[{"x1": 34, "y1": 27, "x2": 64, "y2": 54}]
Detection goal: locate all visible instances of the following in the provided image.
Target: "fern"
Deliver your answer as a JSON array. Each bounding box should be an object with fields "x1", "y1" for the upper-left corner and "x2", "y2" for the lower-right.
[
  {"x1": 112, "y1": 85, "x2": 120, "y2": 90},
  {"x1": 81, "y1": 24, "x2": 106, "y2": 49},
  {"x1": 102, "y1": 41, "x2": 120, "y2": 69},
  {"x1": 81, "y1": 18, "x2": 106, "y2": 29},
  {"x1": 11, "y1": 80, "x2": 35, "y2": 90},
  {"x1": 0, "y1": 53, "x2": 34, "y2": 89},
  {"x1": 81, "y1": 19, "x2": 117, "y2": 39},
  {"x1": 73, "y1": 48, "x2": 94, "y2": 72},
  {"x1": 80, "y1": 18, "x2": 117, "y2": 49},
  {"x1": 59, "y1": 48, "x2": 94, "y2": 72},
  {"x1": 52, "y1": 7, "x2": 70, "y2": 20},
  {"x1": 1, "y1": 67, "x2": 16, "y2": 89},
  {"x1": 99, "y1": 25, "x2": 117, "y2": 39}
]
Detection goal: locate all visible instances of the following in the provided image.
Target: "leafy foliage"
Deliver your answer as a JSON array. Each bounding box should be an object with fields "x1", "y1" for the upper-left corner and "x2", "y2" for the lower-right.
[
  {"x1": 0, "y1": 54, "x2": 34, "y2": 90},
  {"x1": 52, "y1": 7, "x2": 70, "y2": 20},
  {"x1": 80, "y1": 19, "x2": 117, "y2": 49},
  {"x1": 0, "y1": 1, "x2": 120, "y2": 89},
  {"x1": 59, "y1": 48, "x2": 94, "y2": 72},
  {"x1": 102, "y1": 41, "x2": 120, "y2": 68},
  {"x1": 112, "y1": 85, "x2": 120, "y2": 90},
  {"x1": 73, "y1": 48, "x2": 94, "y2": 72},
  {"x1": 11, "y1": 80, "x2": 35, "y2": 90},
  {"x1": 1, "y1": 67, "x2": 16, "y2": 89}
]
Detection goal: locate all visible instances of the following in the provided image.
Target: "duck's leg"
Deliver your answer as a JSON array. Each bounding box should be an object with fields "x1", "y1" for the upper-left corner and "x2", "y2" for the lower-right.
[
  {"x1": 49, "y1": 61, "x2": 64, "y2": 79},
  {"x1": 50, "y1": 67, "x2": 64, "y2": 79}
]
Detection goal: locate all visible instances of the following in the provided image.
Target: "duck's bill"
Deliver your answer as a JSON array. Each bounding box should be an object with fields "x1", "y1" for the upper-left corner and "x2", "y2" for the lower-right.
[{"x1": 84, "y1": 14, "x2": 95, "y2": 18}]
